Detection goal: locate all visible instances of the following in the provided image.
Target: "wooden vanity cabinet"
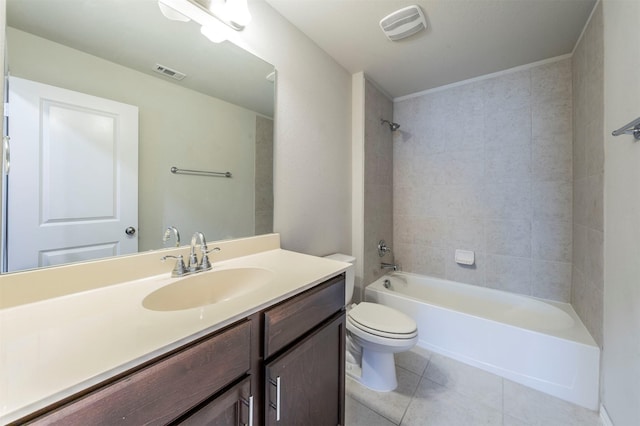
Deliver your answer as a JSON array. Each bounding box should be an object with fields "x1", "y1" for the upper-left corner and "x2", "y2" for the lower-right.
[
  {"x1": 26, "y1": 320, "x2": 252, "y2": 426},
  {"x1": 176, "y1": 376, "x2": 252, "y2": 426},
  {"x1": 20, "y1": 273, "x2": 346, "y2": 426},
  {"x1": 264, "y1": 274, "x2": 346, "y2": 426}
]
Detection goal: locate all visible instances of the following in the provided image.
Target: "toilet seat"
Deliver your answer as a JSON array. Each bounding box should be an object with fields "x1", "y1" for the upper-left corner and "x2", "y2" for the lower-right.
[{"x1": 348, "y1": 302, "x2": 417, "y2": 339}]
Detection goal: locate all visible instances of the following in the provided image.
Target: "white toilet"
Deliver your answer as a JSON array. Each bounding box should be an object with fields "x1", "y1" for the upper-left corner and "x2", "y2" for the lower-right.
[{"x1": 324, "y1": 254, "x2": 418, "y2": 392}]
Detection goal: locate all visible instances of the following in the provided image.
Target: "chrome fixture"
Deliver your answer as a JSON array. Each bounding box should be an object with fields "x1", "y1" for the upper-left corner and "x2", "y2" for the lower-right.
[
  {"x1": 381, "y1": 119, "x2": 400, "y2": 132},
  {"x1": 161, "y1": 254, "x2": 188, "y2": 277},
  {"x1": 163, "y1": 226, "x2": 181, "y2": 247},
  {"x1": 383, "y1": 279, "x2": 391, "y2": 289},
  {"x1": 378, "y1": 240, "x2": 392, "y2": 257},
  {"x1": 612, "y1": 116, "x2": 640, "y2": 141},
  {"x1": 381, "y1": 262, "x2": 398, "y2": 271},
  {"x1": 158, "y1": 0, "x2": 252, "y2": 44},
  {"x1": 188, "y1": 231, "x2": 220, "y2": 273},
  {"x1": 161, "y1": 231, "x2": 220, "y2": 277}
]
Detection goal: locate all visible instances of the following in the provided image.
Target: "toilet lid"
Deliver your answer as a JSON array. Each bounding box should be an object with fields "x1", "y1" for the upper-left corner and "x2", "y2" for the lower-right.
[{"x1": 348, "y1": 302, "x2": 417, "y2": 336}]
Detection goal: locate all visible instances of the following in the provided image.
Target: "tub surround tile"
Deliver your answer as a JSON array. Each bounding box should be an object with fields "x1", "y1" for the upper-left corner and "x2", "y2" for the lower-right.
[
  {"x1": 573, "y1": 177, "x2": 589, "y2": 226},
  {"x1": 413, "y1": 217, "x2": 449, "y2": 248},
  {"x1": 485, "y1": 255, "x2": 532, "y2": 295},
  {"x1": 484, "y1": 69, "x2": 531, "y2": 112},
  {"x1": 447, "y1": 217, "x2": 485, "y2": 252},
  {"x1": 571, "y1": 2, "x2": 604, "y2": 346},
  {"x1": 485, "y1": 146, "x2": 531, "y2": 184},
  {"x1": 445, "y1": 250, "x2": 485, "y2": 286},
  {"x1": 586, "y1": 173, "x2": 604, "y2": 232},
  {"x1": 572, "y1": 119, "x2": 587, "y2": 180},
  {"x1": 531, "y1": 260, "x2": 571, "y2": 302},
  {"x1": 363, "y1": 78, "x2": 394, "y2": 291},
  {"x1": 531, "y1": 219, "x2": 572, "y2": 263},
  {"x1": 532, "y1": 137, "x2": 573, "y2": 183},
  {"x1": 532, "y1": 181, "x2": 572, "y2": 222},
  {"x1": 485, "y1": 182, "x2": 532, "y2": 220},
  {"x1": 585, "y1": 229, "x2": 604, "y2": 290},
  {"x1": 531, "y1": 60, "x2": 572, "y2": 107},
  {"x1": 585, "y1": 120, "x2": 604, "y2": 176},
  {"x1": 532, "y1": 102, "x2": 572, "y2": 140},
  {"x1": 571, "y1": 268, "x2": 603, "y2": 346},
  {"x1": 572, "y1": 223, "x2": 588, "y2": 274},
  {"x1": 412, "y1": 246, "x2": 447, "y2": 279},
  {"x1": 393, "y1": 57, "x2": 572, "y2": 304},
  {"x1": 485, "y1": 219, "x2": 531, "y2": 258},
  {"x1": 484, "y1": 105, "x2": 532, "y2": 151}
]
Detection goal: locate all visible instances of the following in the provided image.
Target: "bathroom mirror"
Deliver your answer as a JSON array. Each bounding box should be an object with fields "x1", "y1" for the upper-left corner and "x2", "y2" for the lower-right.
[{"x1": 3, "y1": 0, "x2": 275, "y2": 273}]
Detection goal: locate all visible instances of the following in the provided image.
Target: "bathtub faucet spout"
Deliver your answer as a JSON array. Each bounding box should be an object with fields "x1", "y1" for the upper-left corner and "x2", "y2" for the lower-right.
[{"x1": 381, "y1": 262, "x2": 398, "y2": 271}]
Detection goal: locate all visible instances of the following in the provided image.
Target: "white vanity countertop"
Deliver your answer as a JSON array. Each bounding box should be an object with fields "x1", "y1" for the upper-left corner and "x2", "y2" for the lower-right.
[{"x1": 0, "y1": 248, "x2": 349, "y2": 424}]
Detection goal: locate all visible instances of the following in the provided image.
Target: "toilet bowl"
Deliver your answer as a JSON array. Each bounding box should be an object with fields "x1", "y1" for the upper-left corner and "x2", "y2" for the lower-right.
[{"x1": 324, "y1": 254, "x2": 418, "y2": 392}]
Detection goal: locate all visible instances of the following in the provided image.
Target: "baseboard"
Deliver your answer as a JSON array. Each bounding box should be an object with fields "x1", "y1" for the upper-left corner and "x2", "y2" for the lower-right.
[{"x1": 600, "y1": 404, "x2": 614, "y2": 426}]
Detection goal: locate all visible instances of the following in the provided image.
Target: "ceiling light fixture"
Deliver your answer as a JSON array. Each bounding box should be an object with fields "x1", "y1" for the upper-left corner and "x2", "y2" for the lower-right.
[{"x1": 157, "y1": 0, "x2": 251, "y2": 43}]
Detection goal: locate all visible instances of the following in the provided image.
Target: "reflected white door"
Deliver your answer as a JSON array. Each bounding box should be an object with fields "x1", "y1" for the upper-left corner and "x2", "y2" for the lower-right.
[{"x1": 6, "y1": 76, "x2": 138, "y2": 272}]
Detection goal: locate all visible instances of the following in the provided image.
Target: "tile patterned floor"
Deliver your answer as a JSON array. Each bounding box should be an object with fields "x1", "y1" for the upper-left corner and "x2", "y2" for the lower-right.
[{"x1": 345, "y1": 347, "x2": 602, "y2": 426}]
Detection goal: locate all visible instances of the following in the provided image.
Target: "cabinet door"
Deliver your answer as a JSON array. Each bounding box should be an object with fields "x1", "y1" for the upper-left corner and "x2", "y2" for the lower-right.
[
  {"x1": 265, "y1": 313, "x2": 345, "y2": 426},
  {"x1": 178, "y1": 377, "x2": 253, "y2": 426}
]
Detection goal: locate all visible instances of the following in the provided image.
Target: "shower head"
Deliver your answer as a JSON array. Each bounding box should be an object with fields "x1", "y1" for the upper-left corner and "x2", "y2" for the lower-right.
[{"x1": 381, "y1": 119, "x2": 400, "y2": 131}]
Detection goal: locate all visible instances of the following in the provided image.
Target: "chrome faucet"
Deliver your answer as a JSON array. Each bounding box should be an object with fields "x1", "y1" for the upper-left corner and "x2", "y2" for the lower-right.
[
  {"x1": 161, "y1": 254, "x2": 188, "y2": 277},
  {"x1": 163, "y1": 226, "x2": 181, "y2": 247},
  {"x1": 381, "y1": 262, "x2": 398, "y2": 271},
  {"x1": 188, "y1": 231, "x2": 220, "y2": 273},
  {"x1": 161, "y1": 230, "x2": 220, "y2": 277}
]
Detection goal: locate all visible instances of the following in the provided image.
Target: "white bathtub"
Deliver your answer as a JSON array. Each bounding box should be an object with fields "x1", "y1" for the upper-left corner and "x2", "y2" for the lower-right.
[{"x1": 365, "y1": 272, "x2": 600, "y2": 410}]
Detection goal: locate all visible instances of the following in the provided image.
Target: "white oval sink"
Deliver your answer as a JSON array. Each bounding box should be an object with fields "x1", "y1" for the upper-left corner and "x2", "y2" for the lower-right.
[{"x1": 143, "y1": 267, "x2": 274, "y2": 311}]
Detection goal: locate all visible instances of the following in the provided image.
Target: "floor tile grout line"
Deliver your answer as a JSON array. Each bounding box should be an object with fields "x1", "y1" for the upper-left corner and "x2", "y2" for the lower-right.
[
  {"x1": 345, "y1": 375, "x2": 408, "y2": 426},
  {"x1": 397, "y1": 355, "x2": 432, "y2": 425}
]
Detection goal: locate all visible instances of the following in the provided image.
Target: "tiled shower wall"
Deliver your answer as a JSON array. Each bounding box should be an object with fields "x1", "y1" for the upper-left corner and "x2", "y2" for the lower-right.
[
  {"x1": 255, "y1": 116, "x2": 274, "y2": 235},
  {"x1": 571, "y1": 3, "x2": 604, "y2": 346},
  {"x1": 393, "y1": 58, "x2": 573, "y2": 302},
  {"x1": 363, "y1": 79, "x2": 394, "y2": 289}
]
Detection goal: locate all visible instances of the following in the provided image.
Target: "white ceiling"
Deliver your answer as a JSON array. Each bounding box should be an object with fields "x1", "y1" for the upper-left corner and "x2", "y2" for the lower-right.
[{"x1": 265, "y1": 0, "x2": 597, "y2": 99}]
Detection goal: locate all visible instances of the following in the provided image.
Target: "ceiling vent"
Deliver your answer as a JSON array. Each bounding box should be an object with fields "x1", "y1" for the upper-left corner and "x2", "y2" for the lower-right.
[
  {"x1": 379, "y1": 5, "x2": 427, "y2": 41},
  {"x1": 153, "y1": 64, "x2": 186, "y2": 80}
]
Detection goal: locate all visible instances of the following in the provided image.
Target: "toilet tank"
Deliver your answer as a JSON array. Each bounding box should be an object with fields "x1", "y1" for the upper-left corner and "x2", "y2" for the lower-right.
[{"x1": 323, "y1": 253, "x2": 356, "y2": 304}]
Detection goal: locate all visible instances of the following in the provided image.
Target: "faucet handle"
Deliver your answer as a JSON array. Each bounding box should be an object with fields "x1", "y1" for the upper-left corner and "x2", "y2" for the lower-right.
[
  {"x1": 161, "y1": 254, "x2": 188, "y2": 277},
  {"x1": 378, "y1": 240, "x2": 392, "y2": 257},
  {"x1": 200, "y1": 247, "x2": 220, "y2": 271}
]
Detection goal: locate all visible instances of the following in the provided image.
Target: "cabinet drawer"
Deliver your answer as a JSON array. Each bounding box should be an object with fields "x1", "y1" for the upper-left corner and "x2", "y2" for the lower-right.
[
  {"x1": 178, "y1": 377, "x2": 252, "y2": 426},
  {"x1": 31, "y1": 320, "x2": 251, "y2": 425},
  {"x1": 264, "y1": 274, "x2": 344, "y2": 358}
]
